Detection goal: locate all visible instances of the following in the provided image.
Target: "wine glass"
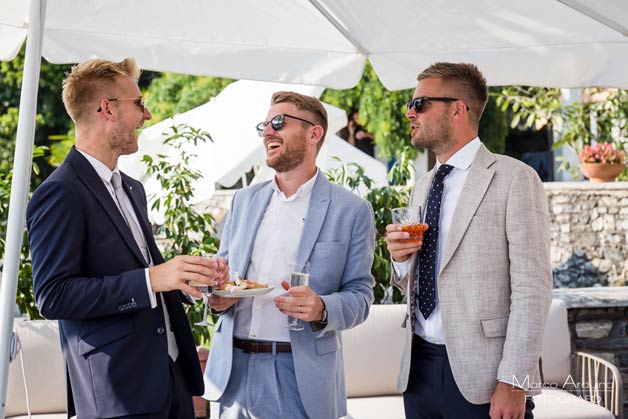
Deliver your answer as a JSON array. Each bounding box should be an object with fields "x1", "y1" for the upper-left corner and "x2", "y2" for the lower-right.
[
  {"x1": 287, "y1": 261, "x2": 310, "y2": 331},
  {"x1": 191, "y1": 252, "x2": 217, "y2": 327}
]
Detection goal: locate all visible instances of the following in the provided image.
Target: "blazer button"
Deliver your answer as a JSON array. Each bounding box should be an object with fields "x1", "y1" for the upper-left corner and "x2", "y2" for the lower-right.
[{"x1": 157, "y1": 327, "x2": 166, "y2": 335}]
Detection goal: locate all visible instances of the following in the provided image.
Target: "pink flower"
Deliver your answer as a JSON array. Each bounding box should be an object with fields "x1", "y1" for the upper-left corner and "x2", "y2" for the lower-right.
[{"x1": 578, "y1": 142, "x2": 626, "y2": 164}]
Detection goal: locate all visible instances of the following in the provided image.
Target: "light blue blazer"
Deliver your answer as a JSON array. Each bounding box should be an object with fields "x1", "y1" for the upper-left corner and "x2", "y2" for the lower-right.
[{"x1": 203, "y1": 174, "x2": 375, "y2": 419}]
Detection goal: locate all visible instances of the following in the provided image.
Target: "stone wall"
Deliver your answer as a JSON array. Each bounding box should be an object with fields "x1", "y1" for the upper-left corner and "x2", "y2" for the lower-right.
[
  {"x1": 553, "y1": 287, "x2": 628, "y2": 418},
  {"x1": 545, "y1": 182, "x2": 628, "y2": 287}
]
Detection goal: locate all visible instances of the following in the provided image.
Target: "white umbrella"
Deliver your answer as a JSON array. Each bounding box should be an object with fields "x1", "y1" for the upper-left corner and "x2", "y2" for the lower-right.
[{"x1": 118, "y1": 80, "x2": 388, "y2": 223}]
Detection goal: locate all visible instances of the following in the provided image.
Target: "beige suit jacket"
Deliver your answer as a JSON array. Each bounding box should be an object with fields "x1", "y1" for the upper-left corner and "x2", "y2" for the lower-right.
[{"x1": 394, "y1": 144, "x2": 552, "y2": 404}]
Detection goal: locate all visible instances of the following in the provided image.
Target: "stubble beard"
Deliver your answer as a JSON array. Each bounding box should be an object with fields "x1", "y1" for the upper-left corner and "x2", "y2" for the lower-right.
[
  {"x1": 108, "y1": 113, "x2": 139, "y2": 156},
  {"x1": 410, "y1": 116, "x2": 454, "y2": 156}
]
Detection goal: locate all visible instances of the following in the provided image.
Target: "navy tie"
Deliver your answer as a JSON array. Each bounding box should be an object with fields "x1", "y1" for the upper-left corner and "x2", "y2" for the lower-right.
[{"x1": 416, "y1": 164, "x2": 454, "y2": 319}]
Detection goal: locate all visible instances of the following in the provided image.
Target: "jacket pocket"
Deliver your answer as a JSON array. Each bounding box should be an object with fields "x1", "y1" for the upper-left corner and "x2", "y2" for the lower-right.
[
  {"x1": 480, "y1": 315, "x2": 509, "y2": 338},
  {"x1": 78, "y1": 318, "x2": 134, "y2": 356},
  {"x1": 315, "y1": 333, "x2": 339, "y2": 355}
]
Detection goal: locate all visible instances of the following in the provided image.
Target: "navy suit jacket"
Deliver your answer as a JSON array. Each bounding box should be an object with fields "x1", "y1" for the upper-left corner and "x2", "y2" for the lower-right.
[{"x1": 26, "y1": 147, "x2": 203, "y2": 418}]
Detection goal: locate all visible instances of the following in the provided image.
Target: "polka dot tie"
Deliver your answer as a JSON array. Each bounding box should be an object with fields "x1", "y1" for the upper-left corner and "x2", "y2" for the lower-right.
[{"x1": 415, "y1": 164, "x2": 454, "y2": 319}]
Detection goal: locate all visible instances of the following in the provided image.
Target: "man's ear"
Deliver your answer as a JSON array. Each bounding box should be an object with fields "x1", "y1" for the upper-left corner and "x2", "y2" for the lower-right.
[
  {"x1": 309, "y1": 125, "x2": 324, "y2": 147},
  {"x1": 98, "y1": 99, "x2": 117, "y2": 121}
]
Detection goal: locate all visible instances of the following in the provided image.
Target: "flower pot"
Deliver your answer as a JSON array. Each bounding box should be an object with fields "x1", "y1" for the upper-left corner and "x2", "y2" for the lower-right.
[
  {"x1": 579, "y1": 162, "x2": 626, "y2": 182},
  {"x1": 194, "y1": 347, "x2": 209, "y2": 418}
]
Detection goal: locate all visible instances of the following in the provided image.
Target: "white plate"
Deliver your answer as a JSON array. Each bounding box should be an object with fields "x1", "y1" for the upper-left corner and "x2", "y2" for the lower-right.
[{"x1": 213, "y1": 286, "x2": 275, "y2": 298}]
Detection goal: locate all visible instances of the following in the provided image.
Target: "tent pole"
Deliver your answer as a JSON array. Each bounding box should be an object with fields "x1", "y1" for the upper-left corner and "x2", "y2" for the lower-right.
[{"x1": 0, "y1": 0, "x2": 46, "y2": 417}]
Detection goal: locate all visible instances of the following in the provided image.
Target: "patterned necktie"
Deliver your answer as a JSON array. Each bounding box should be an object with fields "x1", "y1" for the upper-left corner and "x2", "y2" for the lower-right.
[{"x1": 416, "y1": 164, "x2": 454, "y2": 319}]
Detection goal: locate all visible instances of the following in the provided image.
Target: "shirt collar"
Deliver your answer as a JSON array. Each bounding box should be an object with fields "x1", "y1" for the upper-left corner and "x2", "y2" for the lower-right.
[
  {"x1": 436, "y1": 137, "x2": 481, "y2": 171},
  {"x1": 271, "y1": 169, "x2": 319, "y2": 202},
  {"x1": 76, "y1": 149, "x2": 120, "y2": 184}
]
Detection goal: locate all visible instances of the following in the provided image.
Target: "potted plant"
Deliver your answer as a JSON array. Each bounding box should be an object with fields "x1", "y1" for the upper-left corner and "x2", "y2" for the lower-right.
[{"x1": 578, "y1": 142, "x2": 626, "y2": 182}]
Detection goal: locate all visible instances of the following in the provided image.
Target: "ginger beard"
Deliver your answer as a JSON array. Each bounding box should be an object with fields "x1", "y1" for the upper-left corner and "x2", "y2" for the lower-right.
[{"x1": 265, "y1": 128, "x2": 307, "y2": 173}]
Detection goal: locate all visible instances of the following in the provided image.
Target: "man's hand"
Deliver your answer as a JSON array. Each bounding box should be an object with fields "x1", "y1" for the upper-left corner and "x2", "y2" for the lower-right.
[
  {"x1": 274, "y1": 281, "x2": 325, "y2": 322},
  {"x1": 489, "y1": 381, "x2": 526, "y2": 419},
  {"x1": 149, "y1": 255, "x2": 218, "y2": 298},
  {"x1": 385, "y1": 223, "x2": 428, "y2": 262},
  {"x1": 207, "y1": 294, "x2": 240, "y2": 312},
  {"x1": 211, "y1": 256, "x2": 230, "y2": 289}
]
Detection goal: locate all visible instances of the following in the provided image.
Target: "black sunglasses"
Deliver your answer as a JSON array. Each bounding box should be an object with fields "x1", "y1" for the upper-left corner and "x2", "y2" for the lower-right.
[
  {"x1": 97, "y1": 96, "x2": 146, "y2": 113},
  {"x1": 406, "y1": 97, "x2": 469, "y2": 113},
  {"x1": 256, "y1": 113, "x2": 315, "y2": 137}
]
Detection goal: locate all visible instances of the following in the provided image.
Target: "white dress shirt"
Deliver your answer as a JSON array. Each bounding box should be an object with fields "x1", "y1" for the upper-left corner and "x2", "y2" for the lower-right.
[
  {"x1": 78, "y1": 150, "x2": 179, "y2": 360},
  {"x1": 233, "y1": 171, "x2": 318, "y2": 342},
  {"x1": 393, "y1": 138, "x2": 481, "y2": 344}
]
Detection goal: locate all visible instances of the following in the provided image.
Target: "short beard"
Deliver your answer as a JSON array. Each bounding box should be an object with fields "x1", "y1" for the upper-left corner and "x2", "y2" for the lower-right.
[
  {"x1": 266, "y1": 132, "x2": 307, "y2": 173},
  {"x1": 410, "y1": 115, "x2": 454, "y2": 156}
]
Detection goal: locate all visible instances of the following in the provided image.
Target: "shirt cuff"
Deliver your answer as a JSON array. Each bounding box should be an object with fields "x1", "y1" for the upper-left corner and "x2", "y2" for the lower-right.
[
  {"x1": 392, "y1": 259, "x2": 410, "y2": 279},
  {"x1": 498, "y1": 379, "x2": 526, "y2": 391},
  {"x1": 144, "y1": 268, "x2": 157, "y2": 309}
]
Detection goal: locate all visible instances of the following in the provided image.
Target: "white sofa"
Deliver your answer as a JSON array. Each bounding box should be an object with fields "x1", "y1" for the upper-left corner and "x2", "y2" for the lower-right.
[
  {"x1": 342, "y1": 301, "x2": 622, "y2": 419},
  {"x1": 7, "y1": 301, "x2": 622, "y2": 419},
  {"x1": 6, "y1": 319, "x2": 67, "y2": 419}
]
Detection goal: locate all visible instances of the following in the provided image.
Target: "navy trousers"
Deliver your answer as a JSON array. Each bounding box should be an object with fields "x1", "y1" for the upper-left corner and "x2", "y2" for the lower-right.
[
  {"x1": 403, "y1": 335, "x2": 535, "y2": 419},
  {"x1": 114, "y1": 357, "x2": 194, "y2": 419}
]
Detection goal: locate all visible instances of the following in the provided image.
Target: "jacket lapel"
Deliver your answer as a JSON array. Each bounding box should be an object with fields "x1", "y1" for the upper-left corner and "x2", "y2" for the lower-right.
[
  {"x1": 237, "y1": 183, "x2": 274, "y2": 275},
  {"x1": 66, "y1": 148, "x2": 148, "y2": 266},
  {"x1": 439, "y1": 145, "x2": 495, "y2": 274},
  {"x1": 296, "y1": 175, "x2": 330, "y2": 266}
]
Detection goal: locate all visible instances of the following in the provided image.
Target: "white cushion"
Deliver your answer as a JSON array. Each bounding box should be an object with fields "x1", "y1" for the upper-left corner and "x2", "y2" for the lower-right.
[
  {"x1": 534, "y1": 389, "x2": 614, "y2": 419},
  {"x1": 342, "y1": 304, "x2": 406, "y2": 397},
  {"x1": 344, "y1": 395, "x2": 405, "y2": 419},
  {"x1": 540, "y1": 299, "x2": 571, "y2": 384},
  {"x1": 6, "y1": 319, "x2": 67, "y2": 417}
]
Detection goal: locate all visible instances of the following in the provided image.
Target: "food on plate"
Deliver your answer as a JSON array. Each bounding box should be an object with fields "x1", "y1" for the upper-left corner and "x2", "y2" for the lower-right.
[{"x1": 219, "y1": 275, "x2": 269, "y2": 292}]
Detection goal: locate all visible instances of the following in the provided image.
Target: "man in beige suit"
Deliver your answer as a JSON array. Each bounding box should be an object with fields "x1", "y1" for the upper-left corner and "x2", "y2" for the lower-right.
[{"x1": 386, "y1": 62, "x2": 552, "y2": 419}]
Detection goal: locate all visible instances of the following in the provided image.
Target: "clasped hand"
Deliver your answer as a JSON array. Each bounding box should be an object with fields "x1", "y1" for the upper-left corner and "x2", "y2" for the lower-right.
[{"x1": 149, "y1": 255, "x2": 229, "y2": 298}]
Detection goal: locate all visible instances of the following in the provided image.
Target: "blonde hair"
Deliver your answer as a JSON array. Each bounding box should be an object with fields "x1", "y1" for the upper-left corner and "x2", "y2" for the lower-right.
[
  {"x1": 417, "y1": 62, "x2": 488, "y2": 128},
  {"x1": 62, "y1": 58, "x2": 140, "y2": 123},
  {"x1": 271, "y1": 91, "x2": 328, "y2": 150}
]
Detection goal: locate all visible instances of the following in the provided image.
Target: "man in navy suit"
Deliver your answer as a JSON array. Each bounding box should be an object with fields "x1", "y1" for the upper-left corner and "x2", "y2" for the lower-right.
[{"x1": 26, "y1": 58, "x2": 225, "y2": 419}]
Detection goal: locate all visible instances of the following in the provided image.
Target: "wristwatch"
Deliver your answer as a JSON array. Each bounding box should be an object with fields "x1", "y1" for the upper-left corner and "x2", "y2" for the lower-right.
[{"x1": 320, "y1": 302, "x2": 328, "y2": 323}]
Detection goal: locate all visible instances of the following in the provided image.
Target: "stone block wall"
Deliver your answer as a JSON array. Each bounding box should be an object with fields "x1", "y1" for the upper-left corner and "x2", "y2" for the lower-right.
[
  {"x1": 545, "y1": 182, "x2": 628, "y2": 287},
  {"x1": 554, "y1": 287, "x2": 628, "y2": 418}
]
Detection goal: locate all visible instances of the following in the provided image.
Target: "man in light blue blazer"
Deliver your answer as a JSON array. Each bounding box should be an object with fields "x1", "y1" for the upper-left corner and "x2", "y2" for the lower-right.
[{"x1": 203, "y1": 91, "x2": 375, "y2": 419}]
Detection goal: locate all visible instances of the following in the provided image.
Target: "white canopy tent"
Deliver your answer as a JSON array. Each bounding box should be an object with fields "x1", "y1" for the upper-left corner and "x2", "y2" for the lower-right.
[
  {"x1": 2, "y1": 0, "x2": 628, "y2": 415},
  {"x1": 118, "y1": 80, "x2": 388, "y2": 224},
  {"x1": 2, "y1": 0, "x2": 628, "y2": 89}
]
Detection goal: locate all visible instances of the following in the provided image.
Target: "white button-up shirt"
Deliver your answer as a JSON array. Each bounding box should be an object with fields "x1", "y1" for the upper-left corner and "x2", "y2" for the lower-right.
[
  {"x1": 233, "y1": 171, "x2": 318, "y2": 342},
  {"x1": 393, "y1": 138, "x2": 481, "y2": 344}
]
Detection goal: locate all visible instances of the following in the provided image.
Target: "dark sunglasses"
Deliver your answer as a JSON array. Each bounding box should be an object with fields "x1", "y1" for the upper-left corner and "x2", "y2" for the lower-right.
[
  {"x1": 406, "y1": 97, "x2": 469, "y2": 113},
  {"x1": 256, "y1": 113, "x2": 315, "y2": 137},
  {"x1": 97, "y1": 96, "x2": 146, "y2": 113}
]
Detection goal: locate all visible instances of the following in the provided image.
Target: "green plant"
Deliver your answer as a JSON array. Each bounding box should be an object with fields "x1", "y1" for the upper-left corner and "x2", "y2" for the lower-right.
[
  {"x1": 321, "y1": 62, "x2": 415, "y2": 161},
  {"x1": 327, "y1": 147, "x2": 414, "y2": 304},
  {"x1": 142, "y1": 123, "x2": 220, "y2": 346},
  {"x1": 1, "y1": 145, "x2": 48, "y2": 319},
  {"x1": 495, "y1": 86, "x2": 628, "y2": 178}
]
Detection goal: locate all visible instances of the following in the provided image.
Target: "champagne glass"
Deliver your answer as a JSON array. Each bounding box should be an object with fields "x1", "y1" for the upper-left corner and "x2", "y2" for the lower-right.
[
  {"x1": 391, "y1": 206, "x2": 425, "y2": 241},
  {"x1": 287, "y1": 261, "x2": 310, "y2": 331},
  {"x1": 191, "y1": 252, "x2": 216, "y2": 327}
]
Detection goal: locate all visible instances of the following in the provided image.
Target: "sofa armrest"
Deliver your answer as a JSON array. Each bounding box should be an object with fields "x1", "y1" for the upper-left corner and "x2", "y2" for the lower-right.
[{"x1": 574, "y1": 351, "x2": 623, "y2": 419}]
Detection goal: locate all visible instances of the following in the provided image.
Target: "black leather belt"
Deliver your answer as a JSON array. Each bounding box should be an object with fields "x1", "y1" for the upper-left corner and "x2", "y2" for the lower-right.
[{"x1": 233, "y1": 337, "x2": 292, "y2": 353}]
